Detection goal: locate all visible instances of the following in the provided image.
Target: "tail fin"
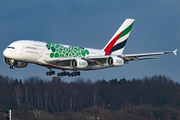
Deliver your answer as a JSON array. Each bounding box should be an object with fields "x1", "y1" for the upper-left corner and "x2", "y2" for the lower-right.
[{"x1": 103, "y1": 18, "x2": 135, "y2": 55}]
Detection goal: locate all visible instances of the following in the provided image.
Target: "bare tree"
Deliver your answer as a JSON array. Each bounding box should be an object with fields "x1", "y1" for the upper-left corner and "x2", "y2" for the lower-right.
[
  {"x1": 24, "y1": 80, "x2": 30, "y2": 103},
  {"x1": 11, "y1": 84, "x2": 22, "y2": 107},
  {"x1": 93, "y1": 87, "x2": 101, "y2": 106},
  {"x1": 43, "y1": 88, "x2": 49, "y2": 111},
  {"x1": 28, "y1": 109, "x2": 42, "y2": 118}
]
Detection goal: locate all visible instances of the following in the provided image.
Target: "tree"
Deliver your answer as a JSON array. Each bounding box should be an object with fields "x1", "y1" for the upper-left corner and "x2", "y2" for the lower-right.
[
  {"x1": 93, "y1": 87, "x2": 100, "y2": 106},
  {"x1": 27, "y1": 90, "x2": 34, "y2": 110},
  {"x1": 2, "y1": 95, "x2": 14, "y2": 112},
  {"x1": 153, "y1": 110, "x2": 165, "y2": 120},
  {"x1": 11, "y1": 82, "x2": 23, "y2": 107}
]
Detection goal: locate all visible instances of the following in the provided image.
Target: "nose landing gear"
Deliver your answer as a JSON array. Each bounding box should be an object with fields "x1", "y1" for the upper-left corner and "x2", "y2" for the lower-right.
[
  {"x1": 9, "y1": 59, "x2": 15, "y2": 69},
  {"x1": 9, "y1": 65, "x2": 15, "y2": 69}
]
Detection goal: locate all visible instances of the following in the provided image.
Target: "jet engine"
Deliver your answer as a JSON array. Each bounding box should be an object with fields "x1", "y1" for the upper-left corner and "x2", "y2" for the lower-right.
[
  {"x1": 3, "y1": 57, "x2": 11, "y2": 65},
  {"x1": 14, "y1": 61, "x2": 28, "y2": 68},
  {"x1": 107, "y1": 56, "x2": 124, "y2": 67},
  {"x1": 70, "y1": 59, "x2": 88, "y2": 69},
  {"x1": 4, "y1": 57, "x2": 28, "y2": 68}
]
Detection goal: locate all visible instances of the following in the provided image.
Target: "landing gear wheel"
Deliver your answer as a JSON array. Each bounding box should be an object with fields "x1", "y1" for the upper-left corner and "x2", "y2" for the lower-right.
[
  {"x1": 77, "y1": 71, "x2": 80, "y2": 76},
  {"x1": 56, "y1": 71, "x2": 81, "y2": 77},
  {"x1": 9, "y1": 65, "x2": 14, "y2": 69},
  {"x1": 49, "y1": 72, "x2": 52, "y2": 76},
  {"x1": 67, "y1": 72, "x2": 71, "y2": 76},
  {"x1": 57, "y1": 73, "x2": 61, "y2": 76},
  {"x1": 46, "y1": 68, "x2": 55, "y2": 76},
  {"x1": 71, "y1": 72, "x2": 75, "y2": 77},
  {"x1": 63, "y1": 72, "x2": 67, "y2": 76},
  {"x1": 67, "y1": 72, "x2": 71, "y2": 77},
  {"x1": 59, "y1": 72, "x2": 63, "y2": 76},
  {"x1": 74, "y1": 72, "x2": 77, "y2": 76},
  {"x1": 46, "y1": 72, "x2": 49, "y2": 76},
  {"x1": 52, "y1": 71, "x2": 55, "y2": 75}
]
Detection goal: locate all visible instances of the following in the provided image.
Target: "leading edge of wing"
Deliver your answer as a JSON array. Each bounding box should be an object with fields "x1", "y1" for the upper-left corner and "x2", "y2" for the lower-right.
[
  {"x1": 122, "y1": 49, "x2": 177, "y2": 57},
  {"x1": 120, "y1": 49, "x2": 177, "y2": 61}
]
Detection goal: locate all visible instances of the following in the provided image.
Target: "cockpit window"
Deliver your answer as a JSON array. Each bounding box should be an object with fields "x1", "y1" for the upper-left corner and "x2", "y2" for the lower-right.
[{"x1": 8, "y1": 46, "x2": 15, "y2": 49}]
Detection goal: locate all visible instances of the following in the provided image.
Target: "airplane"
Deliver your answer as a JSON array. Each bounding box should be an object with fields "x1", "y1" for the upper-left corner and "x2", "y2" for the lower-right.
[{"x1": 3, "y1": 18, "x2": 177, "y2": 77}]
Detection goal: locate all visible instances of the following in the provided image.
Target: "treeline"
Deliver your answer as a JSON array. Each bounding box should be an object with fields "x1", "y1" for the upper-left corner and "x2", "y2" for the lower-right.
[{"x1": 0, "y1": 75, "x2": 180, "y2": 120}]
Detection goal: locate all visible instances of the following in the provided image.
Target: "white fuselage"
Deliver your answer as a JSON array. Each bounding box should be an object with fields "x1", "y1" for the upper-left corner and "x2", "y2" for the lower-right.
[{"x1": 3, "y1": 40, "x2": 109, "y2": 70}]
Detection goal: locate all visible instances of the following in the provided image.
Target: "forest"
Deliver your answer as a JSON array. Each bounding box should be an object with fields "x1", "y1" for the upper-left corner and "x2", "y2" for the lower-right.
[{"x1": 0, "y1": 74, "x2": 180, "y2": 120}]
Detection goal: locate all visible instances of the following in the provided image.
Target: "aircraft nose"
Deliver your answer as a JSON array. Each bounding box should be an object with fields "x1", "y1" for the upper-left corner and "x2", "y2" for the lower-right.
[{"x1": 3, "y1": 49, "x2": 9, "y2": 58}]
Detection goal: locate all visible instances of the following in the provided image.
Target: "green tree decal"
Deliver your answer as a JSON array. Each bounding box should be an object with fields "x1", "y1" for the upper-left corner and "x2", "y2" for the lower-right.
[{"x1": 46, "y1": 42, "x2": 89, "y2": 58}]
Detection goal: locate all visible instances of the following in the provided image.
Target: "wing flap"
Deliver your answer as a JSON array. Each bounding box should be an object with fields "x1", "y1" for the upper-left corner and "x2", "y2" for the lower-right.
[
  {"x1": 43, "y1": 56, "x2": 109, "y2": 67},
  {"x1": 84, "y1": 56, "x2": 110, "y2": 66},
  {"x1": 137, "y1": 57, "x2": 159, "y2": 60}
]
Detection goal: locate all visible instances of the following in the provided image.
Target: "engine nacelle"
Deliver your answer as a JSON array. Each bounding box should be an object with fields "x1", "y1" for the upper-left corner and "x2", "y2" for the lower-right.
[
  {"x1": 107, "y1": 56, "x2": 124, "y2": 67},
  {"x1": 70, "y1": 59, "x2": 88, "y2": 69},
  {"x1": 14, "y1": 61, "x2": 28, "y2": 68},
  {"x1": 3, "y1": 57, "x2": 28, "y2": 68},
  {"x1": 3, "y1": 57, "x2": 11, "y2": 65}
]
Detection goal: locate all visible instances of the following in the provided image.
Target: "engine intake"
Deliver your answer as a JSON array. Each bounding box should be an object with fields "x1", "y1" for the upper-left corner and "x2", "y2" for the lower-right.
[
  {"x1": 70, "y1": 59, "x2": 88, "y2": 69},
  {"x1": 107, "y1": 56, "x2": 124, "y2": 67},
  {"x1": 3, "y1": 57, "x2": 11, "y2": 65},
  {"x1": 4, "y1": 57, "x2": 28, "y2": 68}
]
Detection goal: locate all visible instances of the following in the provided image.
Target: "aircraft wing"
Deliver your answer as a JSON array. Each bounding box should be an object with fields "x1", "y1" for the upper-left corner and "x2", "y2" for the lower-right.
[
  {"x1": 43, "y1": 49, "x2": 177, "y2": 67},
  {"x1": 43, "y1": 56, "x2": 109, "y2": 67},
  {"x1": 120, "y1": 49, "x2": 177, "y2": 62}
]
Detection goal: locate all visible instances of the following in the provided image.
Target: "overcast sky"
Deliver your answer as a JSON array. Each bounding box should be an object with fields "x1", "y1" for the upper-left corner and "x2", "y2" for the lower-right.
[{"x1": 0, "y1": 0, "x2": 179, "y2": 82}]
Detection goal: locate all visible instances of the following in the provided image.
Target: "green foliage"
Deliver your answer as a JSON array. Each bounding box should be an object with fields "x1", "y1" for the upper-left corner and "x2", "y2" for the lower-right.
[
  {"x1": 160, "y1": 95, "x2": 169, "y2": 105},
  {"x1": 153, "y1": 110, "x2": 165, "y2": 120},
  {"x1": 2, "y1": 95, "x2": 14, "y2": 112}
]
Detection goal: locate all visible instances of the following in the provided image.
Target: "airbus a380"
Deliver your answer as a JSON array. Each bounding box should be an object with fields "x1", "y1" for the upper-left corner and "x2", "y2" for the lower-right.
[{"x1": 3, "y1": 19, "x2": 177, "y2": 77}]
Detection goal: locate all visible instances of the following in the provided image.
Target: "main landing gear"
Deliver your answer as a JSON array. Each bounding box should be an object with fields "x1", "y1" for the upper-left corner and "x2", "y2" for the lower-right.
[
  {"x1": 46, "y1": 68, "x2": 55, "y2": 76},
  {"x1": 57, "y1": 71, "x2": 80, "y2": 77},
  {"x1": 46, "y1": 68, "x2": 80, "y2": 77}
]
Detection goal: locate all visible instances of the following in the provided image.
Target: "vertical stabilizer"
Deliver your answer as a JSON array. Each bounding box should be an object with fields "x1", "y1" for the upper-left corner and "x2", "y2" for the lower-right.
[{"x1": 103, "y1": 19, "x2": 135, "y2": 55}]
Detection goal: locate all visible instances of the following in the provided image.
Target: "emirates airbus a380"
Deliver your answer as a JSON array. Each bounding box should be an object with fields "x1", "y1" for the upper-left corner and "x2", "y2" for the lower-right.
[{"x1": 3, "y1": 19, "x2": 177, "y2": 77}]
